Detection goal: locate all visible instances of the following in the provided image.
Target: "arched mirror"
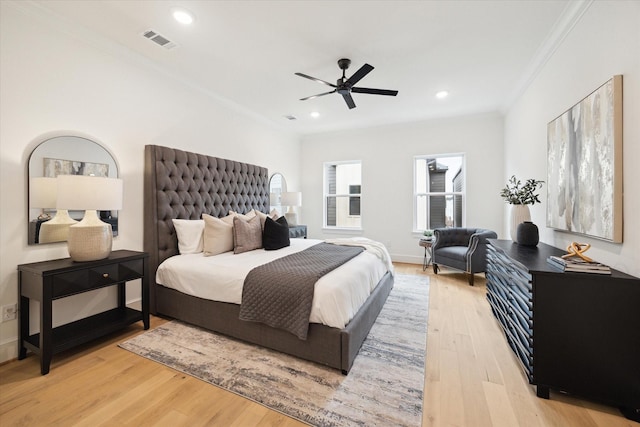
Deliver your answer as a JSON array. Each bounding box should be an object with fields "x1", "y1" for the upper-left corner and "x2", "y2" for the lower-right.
[
  {"x1": 28, "y1": 135, "x2": 119, "y2": 245},
  {"x1": 268, "y1": 173, "x2": 287, "y2": 210}
]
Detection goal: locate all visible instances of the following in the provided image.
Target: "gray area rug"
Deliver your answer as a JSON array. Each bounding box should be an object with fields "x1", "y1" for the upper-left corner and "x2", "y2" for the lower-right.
[{"x1": 119, "y1": 274, "x2": 429, "y2": 427}]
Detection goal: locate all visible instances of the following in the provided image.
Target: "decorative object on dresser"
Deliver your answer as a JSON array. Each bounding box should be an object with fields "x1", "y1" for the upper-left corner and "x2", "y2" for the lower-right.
[
  {"x1": 516, "y1": 221, "x2": 539, "y2": 246},
  {"x1": 56, "y1": 175, "x2": 123, "y2": 262},
  {"x1": 547, "y1": 75, "x2": 623, "y2": 243},
  {"x1": 281, "y1": 191, "x2": 302, "y2": 226},
  {"x1": 431, "y1": 227, "x2": 497, "y2": 285},
  {"x1": 17, "y1": 250, "x2": 149, "y2": 375},
  {"x1": 500, "y1": 175, "x2": 544, "y2": 243},
  {"x1": 485, "y1": 239, "x2": 640, "y2": 421}
]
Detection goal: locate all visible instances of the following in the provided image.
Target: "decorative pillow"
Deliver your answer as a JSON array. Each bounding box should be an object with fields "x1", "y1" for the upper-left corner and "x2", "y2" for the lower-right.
[
  {"x1": 263, "y1": 216, "x2": 290, "y2": 250},
  {"x1": 233, "y1": 215, "x2": 262, "y2": 254},
  {"x1": 229, "y1": 210, "x2": 256, "y2": 221},
  {"x1": 253, "y1": 209, "x2": 278, "y2": 230},
  {"x1": 202, "y1": 213, "x2": 235, "y2": 256},
  {"x1": 270, "y1": 208, "x2": 281, "y2": 219},
  {"x1": 172, "y1": 219, "x2": 204, "y2": 254}
]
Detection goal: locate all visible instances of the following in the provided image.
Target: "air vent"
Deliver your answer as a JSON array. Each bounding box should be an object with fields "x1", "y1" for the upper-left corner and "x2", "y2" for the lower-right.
[
  {"x1": 284, "y1": 115, "x2": 297, "y2": 121},
  {"x1": 142, "y1": 29, "x2": 177, "y2": 50}
]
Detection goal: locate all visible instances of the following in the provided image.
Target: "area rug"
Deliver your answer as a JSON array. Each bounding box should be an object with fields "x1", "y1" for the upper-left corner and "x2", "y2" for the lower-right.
[{"x1": 119, "y1": 274, "x2": 429, "y2": 427}]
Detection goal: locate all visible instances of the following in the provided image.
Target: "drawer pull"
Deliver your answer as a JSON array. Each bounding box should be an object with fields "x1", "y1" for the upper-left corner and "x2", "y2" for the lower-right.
[{"x1": 103, "y1": 273, "x2": 109, "y2": 278}]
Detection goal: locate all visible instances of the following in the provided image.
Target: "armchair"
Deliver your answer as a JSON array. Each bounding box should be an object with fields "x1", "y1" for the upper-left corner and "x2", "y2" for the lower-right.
[{"x1": 431, "y1": 227, "x2": 497, "y2": 285}]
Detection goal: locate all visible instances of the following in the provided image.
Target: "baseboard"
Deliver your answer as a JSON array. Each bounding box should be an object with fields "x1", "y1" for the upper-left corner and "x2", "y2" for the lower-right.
[
  {"x1": 0, "y1": 338, "x2": 18, "y2": 364},
  {"x1": 390, "y1": 254, "x2": 423, "y2": 265}
]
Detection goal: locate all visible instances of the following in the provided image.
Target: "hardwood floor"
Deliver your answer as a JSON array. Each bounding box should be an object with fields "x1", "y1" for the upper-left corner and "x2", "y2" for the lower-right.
[{"x1": 1, "y1": 263, "x2": 635, "y2": 426}]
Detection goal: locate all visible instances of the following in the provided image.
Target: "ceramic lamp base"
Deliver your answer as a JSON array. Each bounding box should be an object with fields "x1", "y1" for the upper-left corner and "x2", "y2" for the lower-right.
[
  {"x1": 38, "y1": 210, "x2": 79, "y2": 243},
  {"x1": 285, "y1": 211, "x2": 298, "y2": 226},
  {"x1": 67, "y1": 210, "x2": 113, "y2": 262}
]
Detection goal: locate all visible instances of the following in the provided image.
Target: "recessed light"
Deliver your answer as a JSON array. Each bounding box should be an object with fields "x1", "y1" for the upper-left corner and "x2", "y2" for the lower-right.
[
  {"x1": 435, "y1": 91, "x2": 449, "y2": 99},
  {"x1": 310, "y1": 111, "x2": 320, "y2": 118},
  {"x1": 172, "y1": 8, "x2": 194, "y2": 25}
]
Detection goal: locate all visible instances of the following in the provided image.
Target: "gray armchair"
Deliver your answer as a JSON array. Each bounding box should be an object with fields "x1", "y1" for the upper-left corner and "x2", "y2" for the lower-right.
[{"x1": 432, "y1": 227, "x2": 497, "y2": 285}]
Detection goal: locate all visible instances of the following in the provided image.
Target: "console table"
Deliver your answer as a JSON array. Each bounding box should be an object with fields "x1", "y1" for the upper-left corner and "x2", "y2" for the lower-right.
[
  {"x1": 17, "y1": 250, "x2": 149, "y2": 374},
  {"x1": 486, "y1": 240, "x2": 639, "y2": 420}
]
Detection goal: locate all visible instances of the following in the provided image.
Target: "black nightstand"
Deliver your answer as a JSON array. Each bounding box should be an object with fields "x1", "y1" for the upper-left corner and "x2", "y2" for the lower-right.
[
  {"x1": 288, "y1": 225, "x2": 307, "y2": 238},
  {"x1": 17, "y1": 250, "x2": 149, "y2": 374}
]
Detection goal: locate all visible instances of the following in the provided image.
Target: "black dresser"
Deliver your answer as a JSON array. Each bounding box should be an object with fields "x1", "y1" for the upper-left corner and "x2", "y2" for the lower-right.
[{"x1": 486, "y1": 239, "x2": 639, "y2": 419}]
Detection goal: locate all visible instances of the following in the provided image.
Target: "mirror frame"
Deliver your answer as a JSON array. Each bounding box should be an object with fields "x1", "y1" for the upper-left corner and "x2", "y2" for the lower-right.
[
  {"x1": 27, "y1": 134, "x2": 119, "y2": 245},
  {"x1": 268, "y1": 172, "x2": 287, "y2": 210}
]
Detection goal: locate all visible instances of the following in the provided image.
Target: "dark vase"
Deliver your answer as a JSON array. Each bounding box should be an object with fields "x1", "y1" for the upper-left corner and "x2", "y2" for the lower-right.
[{"x1": 517, "y1": 221, "x2": 539, "y2": 246}]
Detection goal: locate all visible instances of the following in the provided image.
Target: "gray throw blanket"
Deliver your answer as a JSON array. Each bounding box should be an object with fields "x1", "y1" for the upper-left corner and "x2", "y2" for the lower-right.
[{"x1": 239, "y1": 243, "x2": 364, "y2": 340}]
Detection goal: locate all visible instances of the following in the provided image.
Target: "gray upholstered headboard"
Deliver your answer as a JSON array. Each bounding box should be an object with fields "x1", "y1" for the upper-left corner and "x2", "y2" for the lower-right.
[{"x1": 144, "y1": 145, "x2": 269, "y2": 308}]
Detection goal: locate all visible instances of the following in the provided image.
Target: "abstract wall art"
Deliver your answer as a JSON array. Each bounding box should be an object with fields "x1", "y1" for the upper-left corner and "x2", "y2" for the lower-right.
[{"x1": 547, "y1": 75, "x2": 623, "y2": 242}]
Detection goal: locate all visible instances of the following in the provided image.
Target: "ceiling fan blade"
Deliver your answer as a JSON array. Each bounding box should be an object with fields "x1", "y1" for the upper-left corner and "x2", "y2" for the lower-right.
[
  {"x1": 352, "y1": 87, "x2": 398, "y2": 96},
  {"x1": 300, "y1": 90, "x2": 336, "y2": 101},
  {"x1": 295, "y1": 72, "x2": 337, "y2": 88},
  {"x1": 344, "y1": 63, "x2": 374, "y2": 87},
  {"x1": 342, "y1": 92, "x2": 356, "y2": 109}
]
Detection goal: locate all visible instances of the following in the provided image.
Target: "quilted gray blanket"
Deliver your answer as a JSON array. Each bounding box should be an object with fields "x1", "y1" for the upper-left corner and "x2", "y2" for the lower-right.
[{"x1": 239, "y1": 243, "x2": 364, "y2": 340}]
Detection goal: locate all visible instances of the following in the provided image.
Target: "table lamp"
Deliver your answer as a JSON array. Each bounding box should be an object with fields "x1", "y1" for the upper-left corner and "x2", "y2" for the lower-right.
[
  {"x1": 281, "y1": 191, "x2": 302, "y2": 226},
  {"x1": 30, "y1": 177, "x2": 78, "y2": 243},
  {"x1": 56, "y1": 175, "x2": 123, "y2": 261}
]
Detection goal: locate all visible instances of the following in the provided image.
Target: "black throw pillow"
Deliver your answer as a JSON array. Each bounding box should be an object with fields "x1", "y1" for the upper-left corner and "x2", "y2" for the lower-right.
[{"x1": 263, "y1": 216, "x2": 290, "y2": 250}]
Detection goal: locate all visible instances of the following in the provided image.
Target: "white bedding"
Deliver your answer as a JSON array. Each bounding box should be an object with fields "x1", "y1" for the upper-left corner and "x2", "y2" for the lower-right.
[{"x1": 156, "y1": 238, "x2": 390, "y2": 329}]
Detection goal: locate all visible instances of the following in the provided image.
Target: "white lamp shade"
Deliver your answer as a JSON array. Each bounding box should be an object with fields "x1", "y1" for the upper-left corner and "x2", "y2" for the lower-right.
[
  {"x1": 57, "y1": 175, "x2": 123, "y2": 211},
  {"x1": 281, "y1": 191, "x2": 302, "y2": 207},
  {"x1": 30, "y1": 177, "x2": 57, "y2": 208}
]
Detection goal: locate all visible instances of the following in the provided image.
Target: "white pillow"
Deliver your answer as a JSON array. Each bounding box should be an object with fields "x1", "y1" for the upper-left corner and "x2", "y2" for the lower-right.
[
  {"x1": 202, "y1": 213, "x2": 235, "y2": 256},
  {"x1": 253, "y1": 209, "x2": 279, "y2": 230},
  {"x1": 172, "y1": 219, "x2": 204, "y2": 254}
]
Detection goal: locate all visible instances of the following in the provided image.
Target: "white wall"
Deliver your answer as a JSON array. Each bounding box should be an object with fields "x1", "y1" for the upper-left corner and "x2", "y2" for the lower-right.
[
  {"x1": 504, "y1": 0, "x2": 640, "y2": 276},
  {"x1": 300, "y1": 113, "x2": 505, "y2": 263},
  {"x1": 0, "y1": 3, "x2": 300, "y2": 363}
]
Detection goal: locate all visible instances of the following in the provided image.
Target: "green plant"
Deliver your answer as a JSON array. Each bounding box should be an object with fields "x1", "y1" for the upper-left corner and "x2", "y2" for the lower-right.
[
  {"x1": 423, "y1": 229, "x2": 433, "y2": 237},
  {"x1": 500, "y1": 175, "x2": 544, "y2": 205}
]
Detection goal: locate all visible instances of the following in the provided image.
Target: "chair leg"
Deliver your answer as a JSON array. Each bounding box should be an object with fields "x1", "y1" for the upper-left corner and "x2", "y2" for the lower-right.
[
  {"x1": 467, "y1": 273, "x2": 474, "y2": 286},
  {"x1": 433, "y1": 264, "x2": 439, "y2": 274}
]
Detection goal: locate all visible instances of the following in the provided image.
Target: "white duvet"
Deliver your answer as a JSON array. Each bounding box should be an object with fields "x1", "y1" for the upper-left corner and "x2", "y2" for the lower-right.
[{"x1": 156, "y1": 238, "x2": 391, "y2": 329}]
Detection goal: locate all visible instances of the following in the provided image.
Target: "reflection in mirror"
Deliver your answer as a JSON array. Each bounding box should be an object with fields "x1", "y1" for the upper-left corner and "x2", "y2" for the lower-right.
[
  {"x1": 28, "y1": 135, "x2": 119, "y2": 245},
  {"x1": 268, "y1": 173, "x2": 287, "y2": 211}
]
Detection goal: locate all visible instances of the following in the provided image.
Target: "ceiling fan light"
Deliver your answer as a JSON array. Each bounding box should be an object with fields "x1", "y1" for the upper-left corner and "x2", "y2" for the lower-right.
[
  {"x1": 436, "y1": 90, "x2": 449, "y2": 99},
  {"x1": 310, "y1": 111, "x2": 320, "y2": 118},
  {"x1": 172, "y1": 8, "x2": 194, "y2": 25}
]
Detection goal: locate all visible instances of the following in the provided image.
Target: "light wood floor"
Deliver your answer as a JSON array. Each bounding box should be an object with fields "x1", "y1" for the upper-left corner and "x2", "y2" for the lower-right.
[{"x1": 0, "y1": 263, "x2": 635, "y2": 426}]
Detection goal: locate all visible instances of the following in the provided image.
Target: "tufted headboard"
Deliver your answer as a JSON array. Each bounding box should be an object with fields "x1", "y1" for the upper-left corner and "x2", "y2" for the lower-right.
[{"x1": 143, "y1": 145, "x2": 269, "y2": 308}]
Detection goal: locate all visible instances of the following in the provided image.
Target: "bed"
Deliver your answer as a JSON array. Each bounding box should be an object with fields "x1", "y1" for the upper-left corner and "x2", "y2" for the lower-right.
[{"x1": 143, "y1": 144, "x2": 394, "y2": 373}]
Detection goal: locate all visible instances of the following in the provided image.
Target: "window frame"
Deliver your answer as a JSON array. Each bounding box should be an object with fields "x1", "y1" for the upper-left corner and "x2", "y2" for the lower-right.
[
  {"x1": 323, "y1": 160, "x2": 362, "y2": 230},
  {"x1": 413, "y1": 153, "x2": 466, "y2": 233}
]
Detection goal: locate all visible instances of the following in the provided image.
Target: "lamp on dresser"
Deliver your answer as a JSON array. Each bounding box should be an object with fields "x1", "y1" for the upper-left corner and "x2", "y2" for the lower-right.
[
  {"x1": 56, "y1": 175, "x2": 123, "y2": 262},
  {"x1": 281, "y1": 191, "x2": 302, "y2": 226},
  {"x1": 29, "y1": 177, "x2": 78, "y2": 243}
]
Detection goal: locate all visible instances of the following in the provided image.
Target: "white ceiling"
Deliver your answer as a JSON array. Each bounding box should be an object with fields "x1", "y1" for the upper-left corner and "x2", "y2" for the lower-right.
[{"x1": 31, "y1": 0, "x2": 581, "y2": 136}]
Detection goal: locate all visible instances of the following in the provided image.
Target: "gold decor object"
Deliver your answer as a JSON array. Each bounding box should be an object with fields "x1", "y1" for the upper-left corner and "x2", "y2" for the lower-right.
[
  {"x1": 57, "y1": 175, "x2": 123, "y2": 262},
  {"x1": 562, "y1": 242, "x2": 593, "y2": 262}
]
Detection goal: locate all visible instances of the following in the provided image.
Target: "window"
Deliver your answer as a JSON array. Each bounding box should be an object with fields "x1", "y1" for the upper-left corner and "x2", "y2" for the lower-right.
[
  {"x1": 414, "y1": 154, "x2": 465, "y2": 231},
  {"x1": 324, "y1": 161, "x2": 361, "y2": 228}
]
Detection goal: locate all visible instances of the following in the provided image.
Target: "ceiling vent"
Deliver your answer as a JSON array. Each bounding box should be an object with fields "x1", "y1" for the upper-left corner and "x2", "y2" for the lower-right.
[
  {"x1": 284, "y1": 115, "x2": 297, "y2": 121},
  {"x1": 142, "y1": 29, "x2": 177, "y2": 50}
]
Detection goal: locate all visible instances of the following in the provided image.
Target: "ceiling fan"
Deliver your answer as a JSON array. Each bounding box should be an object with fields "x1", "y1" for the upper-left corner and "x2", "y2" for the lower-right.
[{"x1": 295, "y1": 58, "x2": 398, "y2": 109}]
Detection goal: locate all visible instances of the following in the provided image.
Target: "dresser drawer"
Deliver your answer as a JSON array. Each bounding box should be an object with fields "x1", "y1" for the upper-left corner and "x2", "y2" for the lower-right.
[{"x1": 52, "y1": 259, "x2": 144, "y2": 298}]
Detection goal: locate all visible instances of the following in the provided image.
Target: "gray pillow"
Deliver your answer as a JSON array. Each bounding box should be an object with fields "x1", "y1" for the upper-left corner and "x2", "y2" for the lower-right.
[{"x1": 233, "y1": 215, "x2": 262, "y2": 254}]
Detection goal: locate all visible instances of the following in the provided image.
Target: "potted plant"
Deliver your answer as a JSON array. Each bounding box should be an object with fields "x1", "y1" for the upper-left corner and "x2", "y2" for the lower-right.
[{"x1": 500, "y1": 175, "x2": 544, "y2": 242}]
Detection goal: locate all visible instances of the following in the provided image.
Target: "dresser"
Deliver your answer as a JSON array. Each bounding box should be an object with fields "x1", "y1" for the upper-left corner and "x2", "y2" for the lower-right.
[
  {"x1": 486, "y1": 240, "x2": 639, "y2": 418},
  {"x1": 288, "y1": 225, "x2": 307, "y2": 238},
  {"x1": 17, "y1": 250, "x2": 149, "y2": 374}
]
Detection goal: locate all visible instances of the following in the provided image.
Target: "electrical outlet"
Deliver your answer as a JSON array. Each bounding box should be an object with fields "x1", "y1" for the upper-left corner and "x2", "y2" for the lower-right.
[{"x1": 1, "y1": 304, "x2": 17, "y2": 322}]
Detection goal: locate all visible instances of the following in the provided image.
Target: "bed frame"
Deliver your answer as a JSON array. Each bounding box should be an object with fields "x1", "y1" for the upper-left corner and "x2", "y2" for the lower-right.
[{"x1": 143, "y1": 145, "x2": 393, "y2": 373}]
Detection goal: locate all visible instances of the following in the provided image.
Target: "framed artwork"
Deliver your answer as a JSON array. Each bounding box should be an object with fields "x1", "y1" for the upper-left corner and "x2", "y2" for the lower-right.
[
  {"x1": 546, "y1": 75, "x2": 623, "y2": 242},
  {"x1": 43, "y1": 158, "x2": 109, "y2": 178}
]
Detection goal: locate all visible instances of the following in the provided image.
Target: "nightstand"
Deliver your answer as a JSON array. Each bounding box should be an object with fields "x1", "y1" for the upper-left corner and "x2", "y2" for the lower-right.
[
  {"x1": 288, "y1": 225, "x2": 307, "y2": 238},
  {"x1": 17, "y1": 250, "x2": 149, "y2": 374}
]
